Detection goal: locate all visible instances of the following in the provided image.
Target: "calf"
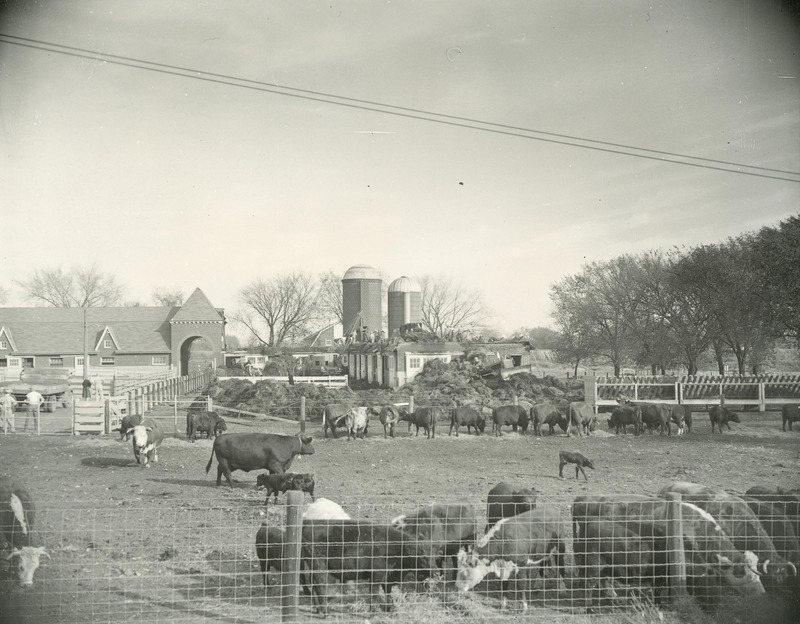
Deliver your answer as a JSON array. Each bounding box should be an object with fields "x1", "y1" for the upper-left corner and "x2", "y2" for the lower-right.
[
  {"x1": 186, "y1": 410, "x2": 227, "y2": 441},
  {"x1": 559, "y1": 450, "x2": 595, "y2": 481},
  {"x1": 608, "y1": 406, "x2": 641, "y2": 435},
  {"x1": 257, "y1": 472, "x2": 315, "y2": 504},
  {"x1": 449, "y1": 406, "x2": 485, "y2": 436},
  {"x1": 117, "y1": 414, "x2": 142, "y2": 441},
  {"x1": 399, "y1": 407, "x2": 437, "y2": 439},
  {"x1": 379, "y1": 405, "x2": 400, "y2": 438},
  {"x1": 0, "y1": 477, "x2": 48, "y2": 586},
  {"x1": 782, "y1": 404, "x2": 800, "y2": 432},
  {"x1": 486, "y1": 481, "x2": 538, "y2": 527},
  {"x1": 128, "y1": 419, "x2": 165, "y2": 467},
  {"x1": 255, "y1": 523, "x2": 285, "y2": 585},
  {"x1": 709, "y1": 405, "x2": 740, "y2": 433},
  {"x1": 492, "y1": 405, "x2": 528, "y2": 436}
]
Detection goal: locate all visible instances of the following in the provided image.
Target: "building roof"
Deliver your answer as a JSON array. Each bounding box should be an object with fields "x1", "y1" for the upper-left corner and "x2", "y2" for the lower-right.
[
  {"x1": 170, "y1": 288, "x2": 225, "y2": 323},
  {"x1": 342, "y1": 264, "x2": 382, "y2": 281},
  {"x1": 388, "y1": 276, "x2": 421, "y2": 293}
]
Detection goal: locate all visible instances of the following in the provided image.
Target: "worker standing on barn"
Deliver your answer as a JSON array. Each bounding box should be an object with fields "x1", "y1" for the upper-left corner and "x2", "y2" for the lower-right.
[
  {"x1": 1, "y1": 390, "x2": 17, "y2": 433},
  {"x1": 24, "y1": 388, "x2": 45, "y2": 433}
]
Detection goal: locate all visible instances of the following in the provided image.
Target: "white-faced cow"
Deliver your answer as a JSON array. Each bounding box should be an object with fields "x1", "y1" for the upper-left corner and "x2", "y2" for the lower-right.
[
  {"x1": 128, "y1": 419, "x2": 164, "y2": 467},
  {"x1": 449, "y1": 406, "x2": 485, "y2": 436},
  {"x1": 708, "y1": 405, "x2": 741, "y2": 433},
  {"x1": 567, "y1": 402, "x2": 597, "y2": 437},
  {"x1": 0, "y1": 477, "x2": 48, "y2": 586},
  {"x1": 491, "y1": 405, "x2": 528, "y2": 436},
  {"x1": 205, "y1": 432, "x2": 315, "y2": 488}
]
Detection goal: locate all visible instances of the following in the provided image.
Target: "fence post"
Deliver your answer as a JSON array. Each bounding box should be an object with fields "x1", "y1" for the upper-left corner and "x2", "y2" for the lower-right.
[
  {"x1": 72, "y1": 397, "x2": 77, "y2": 435},
  {"x1": 759, "y1": 382, "x2": 766, "y2": 412},
  {"x1": 104, "y1": 398, "x2": 110, "y2": 435},
  {"x1": 282, "y1": 490, "x2": 304, "y2": 622},
  {"x1": 666, "y1": 492, "x2": 688, "y2": 601},
  {"x1": 174, "y1": 394, "x2": 178, "y2": 432},
  {"x1": 299, "y1": 396, "x2": 306, "y2": 434},
  {"x1": 207, "y1": 396, "x2": 213, "y2": 412},
  {"x1": 409, "y1": 395, "x2": 415, "y2": 414}
]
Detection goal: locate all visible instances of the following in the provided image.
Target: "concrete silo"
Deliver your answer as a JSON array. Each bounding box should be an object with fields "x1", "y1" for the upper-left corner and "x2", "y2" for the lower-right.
[
  {"x1": 342, "y1": 264, "x2": 383, "y2": 339},
  {"x1": 387, "y1": 276, "x2": 422, "y2": 337}
]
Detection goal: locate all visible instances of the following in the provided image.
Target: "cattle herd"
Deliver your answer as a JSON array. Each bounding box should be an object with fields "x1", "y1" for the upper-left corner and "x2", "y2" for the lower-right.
[{"x1": 2, "y1": 398, "x2": 799, "y2": 620}]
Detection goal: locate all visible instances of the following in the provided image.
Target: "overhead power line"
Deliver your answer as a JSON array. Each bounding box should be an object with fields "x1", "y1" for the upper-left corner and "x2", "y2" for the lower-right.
[{"x1": 1, "y1": 33, "x2": 799, "y2": 184}]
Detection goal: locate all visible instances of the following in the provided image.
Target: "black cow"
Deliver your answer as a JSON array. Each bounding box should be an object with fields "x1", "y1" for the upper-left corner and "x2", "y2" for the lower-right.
[
  {"x1": 559, "y1": 451, "x2": 595, "y2": 481},
  {"x1": 117, "y1": 414, "x2": 142, "y2": 441},
  {"x1": 205, "y1": 433, "x2": 315, "y2": 488},
  {"x1": 744, "y1": 497, "x2": 800, "y2": 569},
  {"x1": 300, "y1": 520, "x2": 437, "y2": 614},
  {"x1": 538, "y1": 404, "x2": 568, "y2": 435},
  {"x1": 449, "y1": 406, "x2": 485, "y2": 436},
  {"x1": 486, "y1": 481, "x2": 538, "y2": 527},
  {"x1": 0, "y1": 477, "x2": 48, "y2": 586},
  {"x1": 399, "y1": 407, "x2": 437, "y2": 439},
  {"x1": 782, "y1": 404, "x2": 800, "y2": 432},
  {"x1": 322, "y1": 403, "x2": 351, "y2": 439},
  {"x1": 622, "y1": 400, "x2": 671, "y2": 435},
  {"x1": 492, "y1": 405, "x2": 528, "y2": 436},
  {"x1": 255, "y1": 523, "x2": 285, "y2": 585},
  {"x1": 186, "y1": 410, "x2": 227, "y2": 441},
  {"x1": 664, "y1": 404, "x2": 686, "y2": 435},
  {"x1": 257, "y1": 472, "x2": 315, "y2": 503},
  {"x1": 682, "y1": 405, "x2": 694, "y2": 433},
  {"x1": 608, "y1": 406, "x2": 641, "y2": 435},
  {"x1": 379, "y1": 405, "x2": 400, "y2": 438},
  {"x1": 709, "y1": 405, "x2": 740, "y2": 433}
]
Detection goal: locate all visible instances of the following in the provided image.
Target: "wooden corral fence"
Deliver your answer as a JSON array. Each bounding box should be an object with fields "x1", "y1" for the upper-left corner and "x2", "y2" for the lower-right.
[
  {"x1": 585, "y1": 372, "x2": 800, "y2": 411},
  {"x1": 217, "y1": 374, "x2": 349, "y2": 388}
]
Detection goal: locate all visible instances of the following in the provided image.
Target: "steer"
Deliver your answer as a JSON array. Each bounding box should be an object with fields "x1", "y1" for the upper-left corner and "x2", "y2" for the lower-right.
[
  {"x1": 781, "y1": 404, "x2": 800, "y2": 432},
  {"x1": 492, "y1": 405, "x2": 528, "y2": 436},
  {"x1": 532, "y1": 403, "x2": 563, "y2": 437},
  {"x1": 709, "y1": 405, "x2": 740, "y2": 433},
  {"x1": 486, "y1": 481, "x2": 538, "y2": 527},
  {"x1": 379, "y1": 405, "x2": 400, "y2": 438},
  {"x1": 117, "y1": 414, "x2": 142, "y2": 441},
  {"x1": 128, "y1": 419, "x2": 164, "y2": 467},
  {"x1": 186, "y1": 410, "x2": 227, "y2": 441},
  {"x1": 300, "y1": 520, "x2": 438, "y2": 615},
  {"x1": 621, "y1": 399, "x2": 671, "y2": 435},
  {"x1": 567, "y1": 402, "x2": 596, "y2": 437},
  {"x1": 0, "y1": 477, "x2": 48, "y2": 587},
  {"x1": 399, "y1": 407, "x2": 438, "y2": 439},
  {"x1": 455, "y1": 506, "x2": 567, "y2": 609},
  {"x1": 337, "y1": 406, "x2": 369, "y2": 440},
  {"x1": 206, "y1": 432, "x2": 315, "y2": 488},
  {"x1": 255, "y1": 523, "x2": 285, "y2": 585},
  {"x1": 321, "y1": 403, "x2": 351, "y2": 439},
  {"x1": 608, "y1": 405, "x2": 641, "y2": 435},
  {"x1": 449, "y1": 406, "x2": 485, "y2": 436}
]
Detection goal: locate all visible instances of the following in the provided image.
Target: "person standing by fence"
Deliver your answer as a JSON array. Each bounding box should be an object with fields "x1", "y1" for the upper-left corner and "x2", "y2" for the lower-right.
[
  {"x1": 1, "y1": 390, "x2": 17, "y2": 433},
  {"x1": 82, "y1": 377, "x2": 92, "y2": 399},
  {"x1": 24, "y1": 388, "x2": 44, "y2": 433}
]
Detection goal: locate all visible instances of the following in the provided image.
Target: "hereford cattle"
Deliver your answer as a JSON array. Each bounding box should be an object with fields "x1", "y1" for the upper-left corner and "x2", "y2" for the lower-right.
[
  {"x1": 448, "y1": 406, "x2": 485, "y2": 436},
  {"x1": 321, "y1": 403, "x2": 351, "y2": 439},
  {"x1": 117, "y1": 414, "x2": 142, "y2": 441},
  {"x1": 664, "y1": 404, "x2": 686, "y2": 435},
  {"x1": 128, "y1": 419, "x2": 164, "y2": 467},
  {"x1": 300, "y1": 520, "x2": 437, "y2": 614},
  {"x1": 659, "y1": 481, "x2": 797, "y2": 595},
  {"x1": 303, "y1": 497, "x2": 351, "y2": 520},
  {"x1": 572, "y1": 494, "x2": 766, "y2": 610},
  {"x1": 533, "y1": 403, "x2": 563, "y2": 436},
  {"x1": 255, "y1": 523, "x2": 285, "y2": 585},
  {"x1": 491, "y1": 405, "x2": 528, "y2": 436},
  {"x1": 186, "y1": 410, "x2": 227, "y2": 441},
  {"x1": 399, "y1": 406, "x2": 437, "y2": 439},
  {"x1": 744, "y1": 497, "x2": 800, "y2": 569},
  {"x1": 559, "y1": 451, "x2": 595, "y2": 481},
  {"x1": 608, "y1": 405, "x2": 641, "y2": 435},
  {"x1": 708, "y1": 405, "x2": 740, "y2": 433},
  {"x1": 379, "y1": 405, "x2": 400, "y2": 438},
  {"x1": 205, "y1": 432, "x2": 315, "y2": 488},
  {"x1": 257, "y1": 472, "x2": 315, "y2": 504},
  {"x1": 391, "y1": 503, "x2": 478, "y2": 572},
  {"x1": 339, "y1": 406, "x2": 369, "y2": 440},
  {"x1": 621, "y1": 400, "x2": 672, "y2": 435},
  {"x1": 781, "y1": 404, "x2": 800, "y2": 432},
  {"x1": 0, "y1": 477, "x2": 48, "y2": 586},
  {"x1": 486, "y1": 481, "x2": 538, "y2": 527},
  {"x1": 567, "y1": 402, "x2": 597, "y2": 437},
  {"x1": 455, "y1": 506, "x2": 567, "y2": 609}
]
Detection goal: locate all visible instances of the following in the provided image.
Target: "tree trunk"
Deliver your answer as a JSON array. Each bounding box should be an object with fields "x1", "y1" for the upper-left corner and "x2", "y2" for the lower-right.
[{"x1": 573, "y1": 359, "x2": 581, "y2": 378}]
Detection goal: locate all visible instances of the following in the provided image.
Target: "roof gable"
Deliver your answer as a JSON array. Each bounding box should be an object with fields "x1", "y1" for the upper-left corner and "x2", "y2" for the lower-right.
[
  {"x1": 94, "y1": 326, "x2": 121, "y2": 351},
  {"x1": 171, "y1": 288, "x2": 223, "y2": 323},
  {"x1": 0, "y1": 326, "x2": 16, "y2": 351}
]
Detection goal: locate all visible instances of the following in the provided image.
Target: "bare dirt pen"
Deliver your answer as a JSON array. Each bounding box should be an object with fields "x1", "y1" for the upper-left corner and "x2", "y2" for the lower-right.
[{"x1": 0, "y1": 400, "x2": 798, "y2": 624}]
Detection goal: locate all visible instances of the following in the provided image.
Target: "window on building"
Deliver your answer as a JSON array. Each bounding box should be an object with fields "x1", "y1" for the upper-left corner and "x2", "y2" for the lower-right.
[
  {"x1": 0, "y1": 359, "x2": 6, "y2": 367},
  {"x1": 49, "y1": 357, "x2": 63, "y2": 366},
  {"x1": 8, "y1": 357, "x2": 21, "y2": 368},
  {"x1": 75, "y1": 356, "x2": 84, "y2": 367},
  {"x1": 103, "y1": 339, "x2": 112, "y2": 349},
  {"x1": 101, "y1": 357, "x2": 115, "y2": 366},
  {"x1": 152, "y1": 356, "x2": 167, "y2": 366},
  {"x1": 0, "y1": 341, "x2": 7, "y2": 350},
  {"x1": 22, "y1": 357, "x2": 34, "y2": 368},
  {"x1": 409, "y1": 357, "x2": 421, "y2": 369},
  {"x1": 325, "y1": 339, "x2": 332, "y2": 347}
]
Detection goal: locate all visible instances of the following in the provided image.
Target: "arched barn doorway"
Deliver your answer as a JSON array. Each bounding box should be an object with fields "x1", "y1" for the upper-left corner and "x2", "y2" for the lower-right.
[{"x1": 180, "y1": 336, "x2": 214, "y2": 377}]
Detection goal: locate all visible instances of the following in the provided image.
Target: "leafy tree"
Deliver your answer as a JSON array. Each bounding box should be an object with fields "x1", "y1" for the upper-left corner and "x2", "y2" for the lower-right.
[
  {"x1": 233, "y1": 272, "x2": 318, "y2": 346},
  {"x1": 16, "y1": 264, "x2": 123, "y2": 307},
  {"x1": 516, "y1": 326, "x2": 561, "y2": 349},
  {"x1": 420, "y1": 276, "x2": 490, "y2": 338},
  {"x1": 550, "y1": 273, "x2": 601, "y2": 377},
  {"x1": 152, "y1": 287, "x2": 185, "y2": 307}
]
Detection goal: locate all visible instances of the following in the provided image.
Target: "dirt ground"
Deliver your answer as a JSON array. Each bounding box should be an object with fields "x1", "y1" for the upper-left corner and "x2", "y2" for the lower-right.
[{"x1": 0, "y1": 398, "x2": 798, "y2": 624}]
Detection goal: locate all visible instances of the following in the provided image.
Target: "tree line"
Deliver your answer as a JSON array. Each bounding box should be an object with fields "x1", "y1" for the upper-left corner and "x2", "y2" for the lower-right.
[{"x1": 549, "y1": 215, "x2": 800, "y2": 377}]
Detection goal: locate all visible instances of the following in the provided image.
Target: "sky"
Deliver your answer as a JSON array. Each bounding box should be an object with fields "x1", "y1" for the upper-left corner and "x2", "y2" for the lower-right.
[{"x1": 1, "y1": 1, "x2": 798, "y2": 337}]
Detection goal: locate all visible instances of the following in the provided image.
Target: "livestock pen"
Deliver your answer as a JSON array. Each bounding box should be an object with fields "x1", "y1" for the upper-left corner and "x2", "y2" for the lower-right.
[{"x1": 0, "y1": 402, "x2": 797, "y2": 623}]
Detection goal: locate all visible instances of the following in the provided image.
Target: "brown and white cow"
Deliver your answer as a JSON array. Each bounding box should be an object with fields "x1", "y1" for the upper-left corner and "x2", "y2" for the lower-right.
[
  {"x1": 379, "y1": 405, "x2": 401, "y2": 438},
  {"x1": 127, "y1": 419, "x2": 165, "y2": 467},
  {"x1": 337, "y1": 406, "x2": 369, "y2": 440},
  {"x1": 0, "y1": 477, "x2": 48, "y2": 586},
  {"x1": 567, "y1": 402, "x2": 597, "y2": 437}
]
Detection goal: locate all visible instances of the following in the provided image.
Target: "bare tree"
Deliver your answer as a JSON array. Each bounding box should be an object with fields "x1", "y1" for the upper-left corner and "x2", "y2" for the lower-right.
[
  {"x1": 233, "y1": 272, "x2": 318, "y2": 346},
  {"x1": 16, "y1": 264, "x2": 123, "y2": 307},
  {"x1": 316, "y1": 271, "x2": 344, "y2": 324},
  {"x1": 152, "y1": 287, "x2": 185, "y2": 307},
  {"x1": 419, "y1": 276, "x2": 490, "y2": 338}
]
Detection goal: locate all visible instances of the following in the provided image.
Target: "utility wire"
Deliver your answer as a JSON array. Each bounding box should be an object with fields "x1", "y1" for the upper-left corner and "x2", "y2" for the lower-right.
[{"x1": 1, "y1": 33, "x2": 799, "y2": 184}]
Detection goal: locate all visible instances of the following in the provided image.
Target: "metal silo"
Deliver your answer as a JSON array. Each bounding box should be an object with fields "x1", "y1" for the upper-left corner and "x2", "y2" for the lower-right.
[
  {"x1": 342, "y1": 264, "x2": 383, "y2": 339},
  {"x1": 387, "y1": 276, "x2": 422, "y2": 337}
]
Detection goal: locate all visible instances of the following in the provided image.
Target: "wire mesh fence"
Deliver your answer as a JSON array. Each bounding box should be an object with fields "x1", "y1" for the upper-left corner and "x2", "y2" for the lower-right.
[{"x1": 3, "y1": 488, "x2": 797, "y2": 623}]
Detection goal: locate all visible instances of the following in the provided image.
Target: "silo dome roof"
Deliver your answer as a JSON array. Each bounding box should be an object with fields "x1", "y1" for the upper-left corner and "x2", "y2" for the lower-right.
[
  {"x1": 343, "y1": 264, "x2": 382, "y2": 280},
  {"x1": 388, "y1": 276, "x2": 421, "y2": 293}
]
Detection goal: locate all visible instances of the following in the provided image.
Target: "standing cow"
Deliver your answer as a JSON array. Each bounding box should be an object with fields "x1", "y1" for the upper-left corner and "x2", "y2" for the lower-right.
[
  {"x1": 492, "y1": 405, "x2": 528, "y2": 436},
  {"x1": 322, "y1": 403, "x2": 351, "y2": 439},
  {"x1": 486, "y1": 481, "x2": 538, "y2": 526},
  {"x1": 449, "y1": 406, "x2": 485, "y2": 436},
  {"x1": 128, "y1": 419, "x2": 164, "y2": 467},
  {"x1": 399, "y1": 407, "x2": 437, "y2": 439},
  {"x1": 567, "y1": 402, "x2": 597, "y2": 437},
  {"x1": 379, "y1": 405, "x2": 400, "y2": 438},
  {"x1": 339, "y1": 406, "x2": 369, "y2": 440},
  {"x1": 0, "y1": 477, "x2": 48, "y2": 586},
  {"x1": 206, "y1": 432, "x2": 315, "y2": 488},
  {"x1": 186, "y1": 410, "x2": 227, "y2": 441},
  {"x1": 709, "y1": 405, "x2": 740, "y2": 433},
  {"x1": 608, "y1": 405, "x2": 641, "y2": 435},
  {"x1": 782, "y1": 404, "x2": 800, "y2": 432}
]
